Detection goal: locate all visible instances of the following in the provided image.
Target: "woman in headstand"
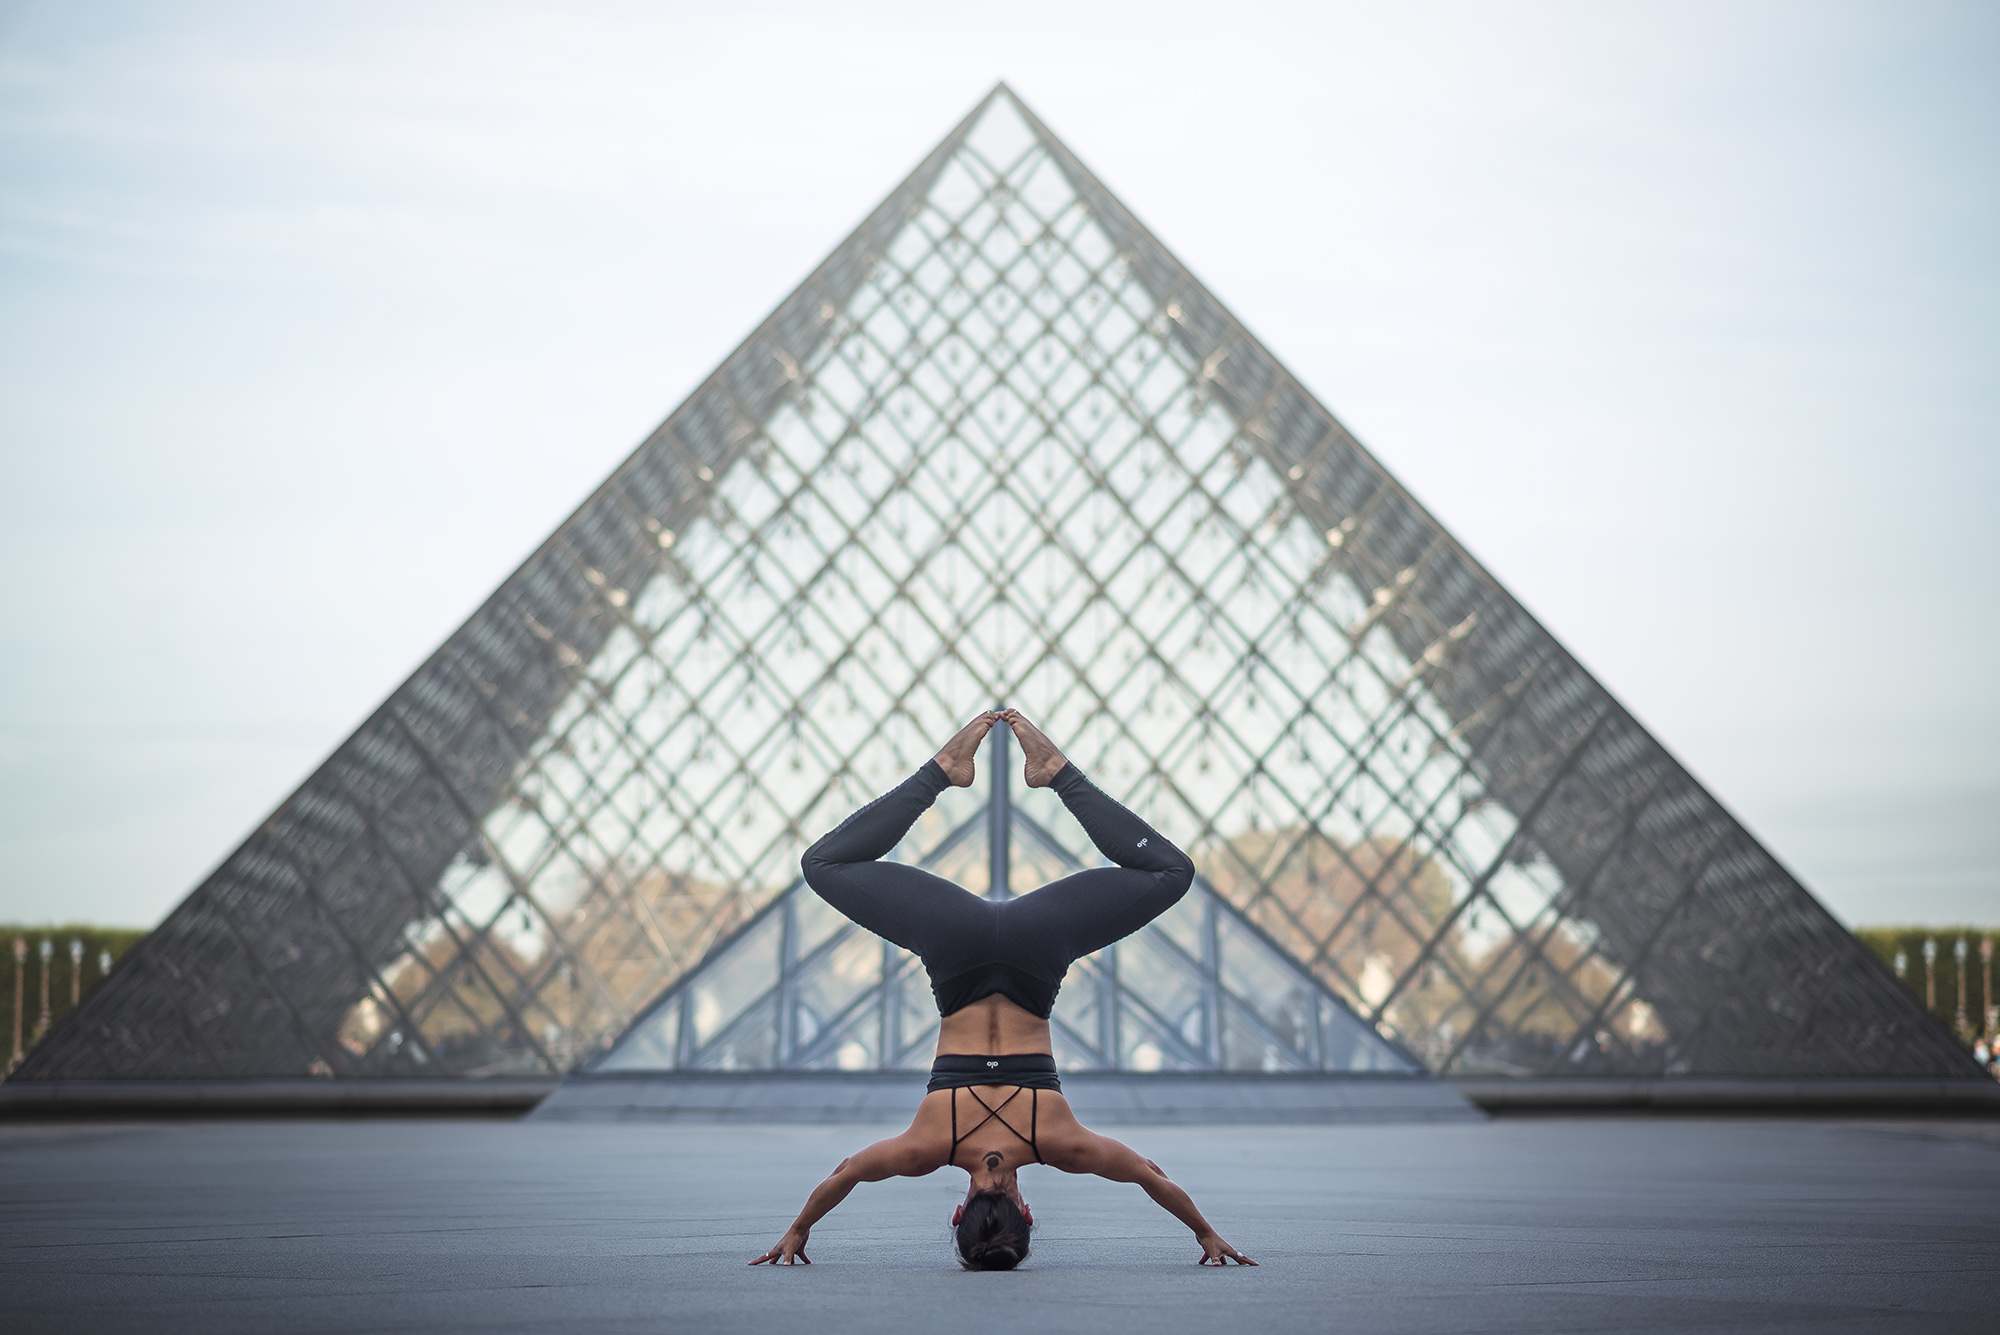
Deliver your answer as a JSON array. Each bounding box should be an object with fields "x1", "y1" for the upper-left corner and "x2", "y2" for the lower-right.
[{"x1": 750, "y1": 710, "x2": 1258, "y2": 1271}]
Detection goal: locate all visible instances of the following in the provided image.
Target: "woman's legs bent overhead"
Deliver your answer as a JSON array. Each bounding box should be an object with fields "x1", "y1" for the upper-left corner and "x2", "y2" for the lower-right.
[
  {"x1": 800, "y1": 760, "x2": 992, "y2": 968},
  {"x1": 803, "y1": 746, "x2": 1194, "y2": 988},
  {"x1": 1001, "y1": 764, "x2": 1194, "y2": 971}
]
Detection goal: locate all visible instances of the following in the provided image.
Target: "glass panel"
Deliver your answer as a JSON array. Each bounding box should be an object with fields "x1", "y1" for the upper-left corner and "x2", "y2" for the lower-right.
[
  {"x1": 795, "y1": 930, "x2": 882, "y2": 1034},
  {"x1": 1113, "y1": 935, "x2": 1205, "y2": 1048},
  {"x1": 1216, "y1": 917, "x2": 1317, "y2": 1061},
  {"x1": 691, "y1": 995, "x2": 778, "y2": 1071},
  {"x1": 688, "y1": 916, "x2": 780, "y2": 1049},
  {"x1": 1051, "y1": 964, "x2": 1103, "y2": 1069},
  {"x1": 1220, "y1": 999, "x2": 1311, "y2": 1073},
  {"x1": 794, "y1": 892, "x2": 847, "y2": 960},
  {"x1": 597, "y1": 996, "x2": 680, "y2": 1072}
]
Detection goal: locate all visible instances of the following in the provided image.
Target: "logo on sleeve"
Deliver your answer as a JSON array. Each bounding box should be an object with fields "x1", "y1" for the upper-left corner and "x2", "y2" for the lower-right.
[{"x1": 1137, "y1": 838, "x2": 1149, "y2": 848}]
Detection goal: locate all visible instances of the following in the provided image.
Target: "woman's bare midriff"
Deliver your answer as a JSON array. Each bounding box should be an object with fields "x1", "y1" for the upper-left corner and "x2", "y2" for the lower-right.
[{"x1": 935, "y1": 994, "x2": 1052, "y2": 1057}]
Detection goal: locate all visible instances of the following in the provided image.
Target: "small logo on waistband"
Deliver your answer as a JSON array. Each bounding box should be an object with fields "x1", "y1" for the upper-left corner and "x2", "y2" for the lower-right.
[
  {"x1": 1137, "y1": 838, "x2": 1149, "y2": 848},
  {"x1": 987, "y1": 1060, "x2": 999, "y2": 1068}
]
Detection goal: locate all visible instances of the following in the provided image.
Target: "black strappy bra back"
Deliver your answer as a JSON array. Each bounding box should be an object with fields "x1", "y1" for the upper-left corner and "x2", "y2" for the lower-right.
[{"x1": 950, "y1": 1085, "x2": 1042, "y2": 1166}]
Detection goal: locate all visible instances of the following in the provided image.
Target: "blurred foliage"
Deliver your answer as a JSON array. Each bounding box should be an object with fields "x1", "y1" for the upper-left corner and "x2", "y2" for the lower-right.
[
  {"x1": 3, "y1": 925, "x2": 149, "y2": 1073},
  {"x1": 1855, "y1": 926, "x2": 1996, "y2": 1048}
]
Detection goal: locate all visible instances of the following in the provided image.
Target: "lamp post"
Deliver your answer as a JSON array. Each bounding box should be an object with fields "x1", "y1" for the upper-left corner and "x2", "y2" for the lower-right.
[
  {"x1": 1983, "y1": 937, "x2": 1995, "y2": 1046},
  {"x1": 1955, "y1": 937, "x2": 1969, "y2": 1037},
  {"x1": 69, "y1": 939, "x2": 82, "y2": 1009},
  {"x1": 36, "y1": 938, "x2": 52, "y2": 1040},
  {"x1": 1924, "y1": 937, "x2": 1937, "y2": 1014},
  {"x1": 9, "y1": 937, "x2": 22, "y2": 1070}
]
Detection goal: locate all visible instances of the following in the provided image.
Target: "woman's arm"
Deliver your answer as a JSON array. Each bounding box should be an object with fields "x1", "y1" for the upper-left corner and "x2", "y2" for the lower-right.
[
  {"x1": 1062, "y1": 1132, "x2": 1258, "y2": 1265},
  {"x1": 748, "y1": 1131, "x2": 941, "y2": 1265}
]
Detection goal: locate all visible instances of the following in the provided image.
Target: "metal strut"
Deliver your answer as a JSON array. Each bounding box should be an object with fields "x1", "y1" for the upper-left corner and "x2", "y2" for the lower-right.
[{"x1": 988, "y1": 713, "x2": 1012, "y2": 900}]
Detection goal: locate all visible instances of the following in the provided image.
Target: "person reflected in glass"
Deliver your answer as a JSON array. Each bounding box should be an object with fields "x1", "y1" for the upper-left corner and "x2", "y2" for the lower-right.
[{"x1": 750, "y1": 711, "x2": 1256, "y2": 1271}]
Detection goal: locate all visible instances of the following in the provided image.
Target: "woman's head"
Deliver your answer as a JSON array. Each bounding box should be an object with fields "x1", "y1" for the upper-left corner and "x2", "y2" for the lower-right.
[{"x1": 953, "y1": 1189, "x2": 1032, "y2": 1270}]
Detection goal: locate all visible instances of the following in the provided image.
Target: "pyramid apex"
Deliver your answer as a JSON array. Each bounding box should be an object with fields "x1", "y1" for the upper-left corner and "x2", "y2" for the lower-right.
[{"x1": 980, "y1": 80, "x2": 1021, "y2": 113}]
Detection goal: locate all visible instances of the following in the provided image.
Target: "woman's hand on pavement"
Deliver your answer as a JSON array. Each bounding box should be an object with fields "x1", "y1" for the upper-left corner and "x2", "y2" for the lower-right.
[
  {"x1": 1196, "y1": 1232, "x2": 1258, "y2": 1266},
  {"x1": 749, "y1": 1228, "x2": 812, "y2": 1266}
]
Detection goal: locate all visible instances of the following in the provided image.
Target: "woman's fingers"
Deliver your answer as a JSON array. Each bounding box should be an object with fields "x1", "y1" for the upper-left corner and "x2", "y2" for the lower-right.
[
  {"x1": 1197, "y1": 1242, "x2": 1258, "y2": 1266},
  {"x1": 750, "y1": 1247, "x2": 813, "y2": 1266}
]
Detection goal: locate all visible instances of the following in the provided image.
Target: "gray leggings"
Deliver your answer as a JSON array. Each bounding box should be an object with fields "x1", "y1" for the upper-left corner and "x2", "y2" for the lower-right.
[{"x1": 801, "y1": 761, "x2": 1194, "y2": 1017}]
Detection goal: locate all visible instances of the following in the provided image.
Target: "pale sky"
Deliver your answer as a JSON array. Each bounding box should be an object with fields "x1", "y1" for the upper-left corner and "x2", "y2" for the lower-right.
[{"x1": 1, "y1": 0, "x2": 1994, "y2": 930}]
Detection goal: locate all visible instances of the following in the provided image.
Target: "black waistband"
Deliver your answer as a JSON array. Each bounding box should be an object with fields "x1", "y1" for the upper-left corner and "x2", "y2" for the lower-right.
[{"x1": 927, "y1": 1053, "x2": 1062, "y2": 1093}]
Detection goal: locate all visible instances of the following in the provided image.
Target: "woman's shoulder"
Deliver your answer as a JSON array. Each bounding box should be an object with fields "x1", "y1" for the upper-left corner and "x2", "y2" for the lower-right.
[
  {"x1": 905, "y1": 1089, "x2": 961, "y2": 1138},
  {"x1": 838, "y1": 1107, "x2": 950, "y2": 1178},
  {"x1": 1018, "y1": 1093, "x2": 1110, "y2": 1168}
]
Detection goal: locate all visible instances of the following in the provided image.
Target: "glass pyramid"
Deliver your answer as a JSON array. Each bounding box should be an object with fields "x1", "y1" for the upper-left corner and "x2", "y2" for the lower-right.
[{"x1": 14, "y1": 87, "x2": 1973, "y2": 1084}]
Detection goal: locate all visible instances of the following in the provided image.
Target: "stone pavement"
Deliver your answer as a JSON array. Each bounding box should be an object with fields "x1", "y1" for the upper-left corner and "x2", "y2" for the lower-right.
[{"x1": 3, "y1": 1115, "x2": 1996, "y2": 1333}]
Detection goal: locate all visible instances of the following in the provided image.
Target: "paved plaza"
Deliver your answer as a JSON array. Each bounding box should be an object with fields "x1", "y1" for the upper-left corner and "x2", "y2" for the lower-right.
[{"x1": 4, "y1": 1113, "x2": 1997, "y2": 1333}]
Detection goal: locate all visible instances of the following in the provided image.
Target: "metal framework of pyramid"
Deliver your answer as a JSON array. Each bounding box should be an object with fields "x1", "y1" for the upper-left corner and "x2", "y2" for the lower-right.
[{"x1": 16, "y1": 86, "x2": 1973, "y2": 1085}]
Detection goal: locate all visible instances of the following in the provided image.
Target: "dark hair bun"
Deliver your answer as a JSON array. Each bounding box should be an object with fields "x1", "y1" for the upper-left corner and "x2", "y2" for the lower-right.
[
  {"x1": 967, "y1": 1240, "x2": 1020, "y2": 1269},
  {"x1": 955, "y1": 1191, "x2": 1031, "y2": 1271}
]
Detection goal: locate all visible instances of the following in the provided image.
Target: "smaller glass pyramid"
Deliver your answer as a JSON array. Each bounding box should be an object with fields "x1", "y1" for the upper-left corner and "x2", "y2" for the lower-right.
[{"x1": 595, "y1": 744, "x2": 1421, "y2": 1076}]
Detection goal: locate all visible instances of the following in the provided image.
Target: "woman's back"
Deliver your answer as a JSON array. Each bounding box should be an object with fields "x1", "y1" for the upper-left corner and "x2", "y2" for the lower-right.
[
  {"x1": 910, "y1": 1082, "x2": 1088, "y2": 1171},
  {"x1": 937, "y1": 993, "x2": 1052, "y2": 1056}
]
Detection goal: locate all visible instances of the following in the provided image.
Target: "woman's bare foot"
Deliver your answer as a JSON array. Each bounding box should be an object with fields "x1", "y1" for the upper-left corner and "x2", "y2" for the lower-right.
[
  {"x1": 933, "y1": 713, "x2": 999, "y2": 787},
  {"x1": 1001, "y1": 710, "x2": 1068, "y2": 787}
]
